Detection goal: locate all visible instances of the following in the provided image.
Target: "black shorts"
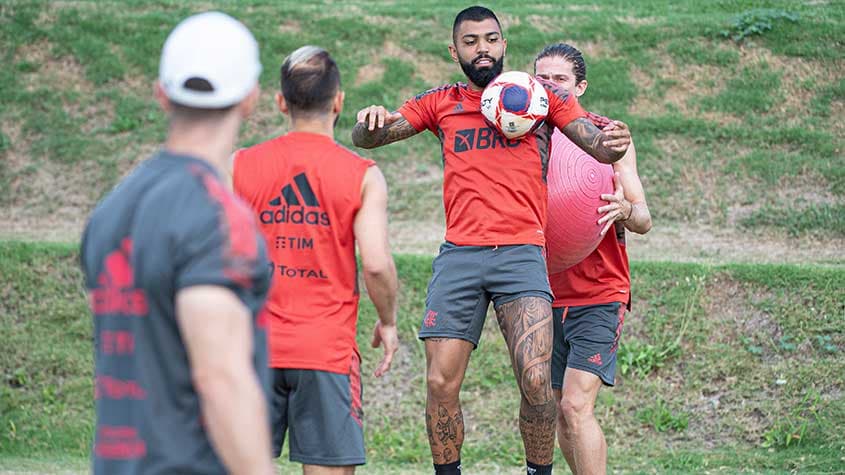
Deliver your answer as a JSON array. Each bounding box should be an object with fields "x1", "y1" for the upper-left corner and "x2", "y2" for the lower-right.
[
  {"x1": 418, "y1": 241, "x2": 552, "y2": 347},
  {"x1": 552, "y1": 302, "x2": 625, "y2": 387},
  {"x1": 270, "y1": 355, "x2": 365, "y2": 466}
]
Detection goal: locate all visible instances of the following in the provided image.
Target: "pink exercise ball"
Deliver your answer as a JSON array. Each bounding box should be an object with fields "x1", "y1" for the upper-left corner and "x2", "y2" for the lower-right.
[{"x1": 546, "y1": 130, "x2": 614, "y2": 273}]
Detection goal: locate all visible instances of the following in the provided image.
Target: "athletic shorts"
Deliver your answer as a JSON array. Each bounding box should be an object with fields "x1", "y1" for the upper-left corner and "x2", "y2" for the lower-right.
[
  {"x1": 418, "y1": 241, "x2": 552, "y2": 347},
  {"x1": 270, "y1": 355, "x2": 365, "y2": 466},
  {"x1": 551, "y1": 302, "x2": 625, "y2": 387}
]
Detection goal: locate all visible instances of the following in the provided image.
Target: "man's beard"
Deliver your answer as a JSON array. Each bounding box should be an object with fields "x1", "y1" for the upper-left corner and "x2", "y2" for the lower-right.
[{"x1": 459, "y1": 53, "x2": 504, "y2": 88}]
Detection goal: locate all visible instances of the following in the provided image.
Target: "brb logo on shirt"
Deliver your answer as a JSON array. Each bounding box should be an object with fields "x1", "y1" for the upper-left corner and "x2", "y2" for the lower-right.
[
  {"x1": 453, "y1": 127, "x2": 521, "y2": 153},
  {"x1": 260, "y1": 173, "x2": 331, "y2": 226}
]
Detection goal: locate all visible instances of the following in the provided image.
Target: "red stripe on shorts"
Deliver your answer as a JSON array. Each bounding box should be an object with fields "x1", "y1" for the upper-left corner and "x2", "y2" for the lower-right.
[{"x1": 349, "y1": 352, "x2": 363, "y2": 427}]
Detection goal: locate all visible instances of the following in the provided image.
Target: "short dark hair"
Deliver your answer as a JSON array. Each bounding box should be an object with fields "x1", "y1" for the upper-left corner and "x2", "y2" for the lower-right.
[
  {"x1": 534, "y1": 43, "x2": 587, "y2": 84},
  {"x1": 280, "y1": 45, "x2": 340, "y2": 117},
  {"x1": 452, "y1": 6, "x2": 501, "y2": 42},
  {"x1": 169, "y1": 101, "x2": 236, "y2": 123}
]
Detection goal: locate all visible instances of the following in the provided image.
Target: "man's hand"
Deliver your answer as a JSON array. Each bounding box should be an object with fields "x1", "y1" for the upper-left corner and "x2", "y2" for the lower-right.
[
  {"x1": 352, "y1": 106, "x2": 418, "y2": 149},
  {"x1": 597, "y1": 172, "x2": 633, "y2": 236},
  {"x1": 371, "y1": 321, "x2": 399, "y2": 377},
  {"x1": 357, "y1": 105, "x2": 405, "y2": 131},
  {"x1": 601, "y1": 120, "x2": 631, "y2": 154}
]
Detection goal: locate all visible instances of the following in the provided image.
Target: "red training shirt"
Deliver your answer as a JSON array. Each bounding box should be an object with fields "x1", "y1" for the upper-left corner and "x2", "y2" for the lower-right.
[{"x1": 234, "y1": 132, "x2": 375, "y2": 374}]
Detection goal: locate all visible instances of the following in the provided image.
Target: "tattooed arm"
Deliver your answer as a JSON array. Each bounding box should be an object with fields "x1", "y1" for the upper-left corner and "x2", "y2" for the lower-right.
[
  {"x1": 351, "y1": 105, "x2": 421, "y2": 149},
  {"x1": 561, "y1": 117, "x2": 629, "y2": 164},
  {"x1": 540, "y1": 79, "x2": 631, "y2": 164}
]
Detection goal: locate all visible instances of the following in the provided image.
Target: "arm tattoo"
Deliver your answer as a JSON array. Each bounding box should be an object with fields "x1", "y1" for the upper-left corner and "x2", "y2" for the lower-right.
[
  {"x1": 351, "y1": 117, "x2": 419, "y2": 149},
  {"x1": 562, "y1": 117, "x2": 623, "y2": 164}
]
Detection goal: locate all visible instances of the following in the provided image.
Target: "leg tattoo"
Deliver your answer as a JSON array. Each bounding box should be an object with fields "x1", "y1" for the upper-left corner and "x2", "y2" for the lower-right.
[
  {"x1": 426, "y1": 400, "x2": 463, "y2": 464},
  {"x1": 496, "y1": 297, "x2": 556, "y2": 465}
]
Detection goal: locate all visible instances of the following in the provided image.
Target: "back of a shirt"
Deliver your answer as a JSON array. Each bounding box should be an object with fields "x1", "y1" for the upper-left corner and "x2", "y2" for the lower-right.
[
  {"x1": 81, "y1": 152, "x2": 271, "y2": 475},
  {"x1": 234, "y1": 131, "x2": 375, "y2": 375}
]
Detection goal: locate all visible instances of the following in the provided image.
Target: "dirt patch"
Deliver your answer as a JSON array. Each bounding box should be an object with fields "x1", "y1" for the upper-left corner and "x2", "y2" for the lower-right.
[
  {"x1": 496, "y1": 13, "x2": 521, "y2": 30},
  {"x1": 355, "y1": 62, "x2": 386, "y2": 86},
  {"x1": 617, "y1": 15, "x2": 658, "y2": 26},
  {"x1": 0, "y1": 123, "x2": 99, "y2": 241},
  {"x1": 565, "y1": 5, "x2": 602, "y2": 12},
  {"x1": 527, "y1": 15, "x2": 557, "y2": 34},
  {"x1": 629, "y1": 53, "x2": 732, "y2": 123},
  {"x1": 736, "y1": 45, "x2": 842, "y2": 125},
  {"x1": 630, "y1": 42, "x2": 844, "y2": 125},
  {"x1": 382, "y1": 41, "x2": 452, "y2": 87},
  {"x1": 627, "y1": 221, "x2": 845, "y2": 265},
  {"x1": 278, "y1": 20, "x2": 301, "y2": 34},
  {"x1": 16, "y1": 40, "x2": 94, "y2": 94},
  {"x1": 240, "y1": 89, "x2": 285, "y2": 141},
  {"x1": 648, "y1": 135, "x2": 734, "y2": 223},
  {"x1": 363, "y1": 15, "x2": 401, "y2": 27},
  {"x1": 704, "y1": 278, "x2": 780, "y2": 341}
]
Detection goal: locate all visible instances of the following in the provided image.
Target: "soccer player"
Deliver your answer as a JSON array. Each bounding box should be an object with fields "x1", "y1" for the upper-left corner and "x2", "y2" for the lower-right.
[
  {"x1": 232, "y1": 46, "x2": 399, "y2": 474},
  {"x1": 535, "y1": 42, "x2": 653, "y2": 475},
  {"x1": 80, "y1": 12, "x2": 275, "y2": 475},
  {"x1": 351, "y1": 6, "x2": 630, "y2": 475}
]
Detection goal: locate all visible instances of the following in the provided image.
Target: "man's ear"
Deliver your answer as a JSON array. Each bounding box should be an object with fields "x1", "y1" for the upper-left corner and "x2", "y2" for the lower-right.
[
  {"x1": 275, "y1": 92, "x2": 289, "y2": 115},
  {"x1": 575, "y1": 80, "x2": 588, "y2": 98},
  {"x1": 448, "y1": 44, "x2": 459, "y2": 63},
  {"x1": 154, "y1": 81, "x2": 172, "y2": 112},
  {"x1": 238, "y1": 85, "x2": 261, "y2": 118},
  {"x1": 334, "y1": 90, "x2": 345, "y2": 115}
]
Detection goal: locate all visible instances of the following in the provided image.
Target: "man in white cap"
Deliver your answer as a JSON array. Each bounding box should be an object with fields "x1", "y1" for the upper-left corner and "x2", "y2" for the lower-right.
[{"x1": 80, "y1": 11, "x2": 275, "y2": 475}]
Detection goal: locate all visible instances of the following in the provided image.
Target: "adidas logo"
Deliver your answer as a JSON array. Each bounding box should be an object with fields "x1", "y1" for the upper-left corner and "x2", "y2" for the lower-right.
[
  {"x1": 259, "y1": 173, "x2": 331, "y2": 226},
  {"x1": 89, "y1": 238, "x2": 148, "y2": 316},
  {"x1": 452, "y1": 103, "x2": 464, "y2": 113},
  {"x1": 588, "y1": 353, "x2": 603, "y2": 366}
]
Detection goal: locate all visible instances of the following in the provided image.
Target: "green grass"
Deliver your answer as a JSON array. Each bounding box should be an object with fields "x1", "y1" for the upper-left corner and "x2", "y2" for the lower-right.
[
  {"x1": 742, "y1": 203, "x2": 845, "y2": 236},
  {"x1": 2, "y1": 241, "x2": 843, "y2": 472},
  {"x1": 1, "y1": 0, "x2": 842, "y2": 235}
]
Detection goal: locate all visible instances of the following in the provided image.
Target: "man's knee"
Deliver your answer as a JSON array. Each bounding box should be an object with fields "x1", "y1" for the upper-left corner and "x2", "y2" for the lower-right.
[
  {"x1": 520, "y1": 363, "x2": 553, "y2": 406},
  {"x1": 427, "y1": 368, "x2": 462, "y2": 401},
  {"x1": 558, "y1": 390, "x2": 593, "y2": 423}
]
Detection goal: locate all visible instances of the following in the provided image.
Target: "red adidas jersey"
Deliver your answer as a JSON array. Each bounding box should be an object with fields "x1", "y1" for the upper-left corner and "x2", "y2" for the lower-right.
[
  {"x1": 398, "y1": 82, "x2": 586, "y2": 246},
  {"x1": 548, "y1": 112, "x2": 630, "y2": 308},
  {"x1": 233, "y1": 132, "x2": 375, "y2": 374}
]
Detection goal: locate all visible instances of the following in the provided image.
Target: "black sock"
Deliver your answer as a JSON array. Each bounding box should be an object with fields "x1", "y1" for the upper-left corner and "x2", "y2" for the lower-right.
[
  {"x1": 434, "y1": 460, "x2": 462, "y2": 475},
  {"x1": 527, "y1": 460, "x2": 553, "y2": 475}
]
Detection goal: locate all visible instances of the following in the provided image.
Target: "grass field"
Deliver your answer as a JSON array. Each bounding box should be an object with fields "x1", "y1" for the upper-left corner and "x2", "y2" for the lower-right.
[
  {"x1": 1, "y1": 0, "x2": 844, "y2": 473},
  {"x1": 1, "y1": 242, "x2": 843, "y2": 473},
  {"x1": 0, "y1": 0, "x2": 843, "y2": 257}
]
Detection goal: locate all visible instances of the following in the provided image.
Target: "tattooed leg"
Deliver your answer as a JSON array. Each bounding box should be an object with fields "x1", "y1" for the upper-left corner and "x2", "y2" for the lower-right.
[
  {"x1": 424, "y1": 338, "x2": 473, "y2": 464},
  {"x1": 496, "y1": 296, "x2": 556, "y2": 465}
]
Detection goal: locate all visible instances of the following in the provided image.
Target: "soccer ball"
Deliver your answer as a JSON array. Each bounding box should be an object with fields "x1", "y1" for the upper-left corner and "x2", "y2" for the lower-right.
[{"x1": 480, "y1": 71, "x2": 549, "y2": 140}]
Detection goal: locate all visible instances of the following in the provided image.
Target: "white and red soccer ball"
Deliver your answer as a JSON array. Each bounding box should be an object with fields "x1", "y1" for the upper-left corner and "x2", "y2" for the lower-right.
[{"x1": 480, "y1": 71, "x2": 549, "y2": 140}]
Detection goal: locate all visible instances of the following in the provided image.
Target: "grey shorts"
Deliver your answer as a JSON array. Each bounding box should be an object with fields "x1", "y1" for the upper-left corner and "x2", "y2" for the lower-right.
[
  {"x1": 552, "y1": 302, "x2": 625, "y2": 387},
  {"x1": 270, "y1": 355, "x2": 365, "y2": 466},
  {"x1": 419, "y1": 241, "x2": 552, "y2": 347}
]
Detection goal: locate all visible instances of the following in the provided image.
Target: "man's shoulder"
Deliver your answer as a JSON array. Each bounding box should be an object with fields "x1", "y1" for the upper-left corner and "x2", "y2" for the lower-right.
[
  {"x1": 237, "y1": 135, "x2": 286, "y2": 159},
  {"x1": 412, "y1": 82, "x2": 466, "y2": 102}
]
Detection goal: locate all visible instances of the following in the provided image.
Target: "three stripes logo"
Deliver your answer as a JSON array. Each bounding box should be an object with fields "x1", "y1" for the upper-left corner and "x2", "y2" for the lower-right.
[{"x1": 259, "y1": 173, "x2": 331, "y2": 226}]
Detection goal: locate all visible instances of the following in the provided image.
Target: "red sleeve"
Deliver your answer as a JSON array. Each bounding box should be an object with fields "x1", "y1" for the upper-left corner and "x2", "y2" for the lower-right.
[
  {"x1": 546, "y1": 90, "x2": 587, "y2": 130},
  {"x1": 537, "y1": 79, "x2": 587, "y2": 129},
  {"x1": 397, "y1": 88, "x2": 441, "y2": 133},
  {"x1": 585, "y1": 111, "x2": 612, "y2": 130}
]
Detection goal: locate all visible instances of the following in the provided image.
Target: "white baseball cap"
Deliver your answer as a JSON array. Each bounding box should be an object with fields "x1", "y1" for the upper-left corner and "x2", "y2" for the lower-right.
[{"x1": 159, "y1": 11, "x2": 262, "y2": 109}]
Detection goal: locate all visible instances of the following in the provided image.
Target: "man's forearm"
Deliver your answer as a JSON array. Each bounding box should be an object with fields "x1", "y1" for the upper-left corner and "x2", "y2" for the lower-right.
[
  {"x1": 364, "y1": 264, "x2": 399, "y2": 325},
  {"x1": 562, "y1": 117, "x2": 626, "y2": 164},
  {"x1": 198, "y1": 368, "x2": 274, "y2": 475},
  {"x1": 352, "y1": 117, "x2": 418, "y2": 149},
  {"x1": 352, "y1": 121, "x2": 386, "y2": 149},
  {"x1": 624, "y1": 202, "x2": 652, "y2": 234}
]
